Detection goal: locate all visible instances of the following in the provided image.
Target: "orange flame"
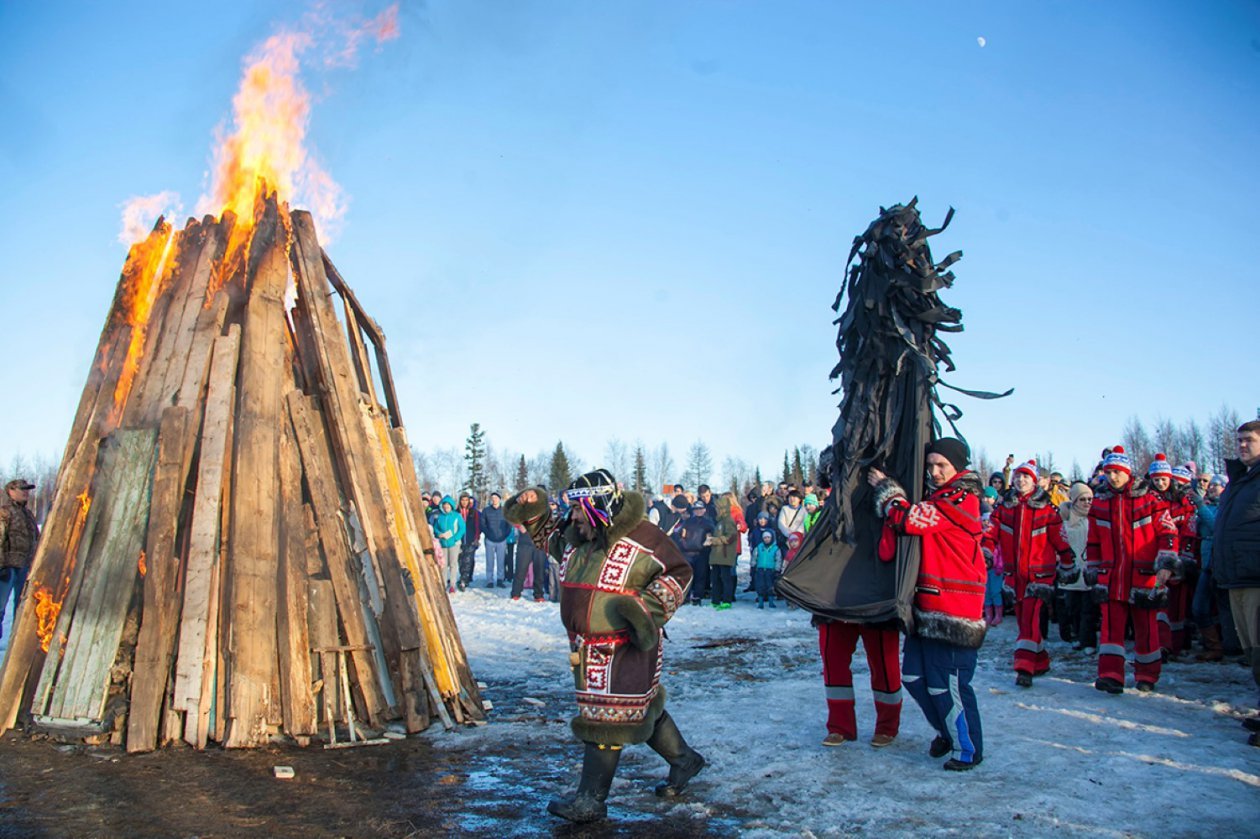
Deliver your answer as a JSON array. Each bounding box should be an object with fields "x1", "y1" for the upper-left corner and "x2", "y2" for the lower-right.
[
  {"x1": 76, "y1": 489, "x2": 91, "y2": 519},
  {"x1": 32, "y1": 584, "x2": 66, "y2": 654},
  {"x1": 137, "y1": 550, "x2": 147, "y2": 578},
  {"x1": 111, "y1": 226, "x2": 178, "y2": 418}
]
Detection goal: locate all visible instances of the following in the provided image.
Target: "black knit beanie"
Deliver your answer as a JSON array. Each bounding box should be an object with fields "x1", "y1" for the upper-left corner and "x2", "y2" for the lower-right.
[{"x1": 926, "y1": 438, "x2": 970, "y2": 472}]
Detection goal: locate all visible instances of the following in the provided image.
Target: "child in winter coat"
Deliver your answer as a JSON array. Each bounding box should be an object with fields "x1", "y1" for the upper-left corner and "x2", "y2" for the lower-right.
[
  {"x1": 981, "y1": 487, "x2": 1004, "y2": 626},
  {"x1": 753, "y1": 530, "x2": 783, "y2": 608},
  {"x1": 434, "y1": 496, "x2": 465, "y2": 593}
]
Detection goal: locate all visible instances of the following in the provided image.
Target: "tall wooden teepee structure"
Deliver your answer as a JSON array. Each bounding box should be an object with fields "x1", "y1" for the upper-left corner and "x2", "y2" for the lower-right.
[{"x1": 0, "y1": 191, "x2": 481, "y2": 751}]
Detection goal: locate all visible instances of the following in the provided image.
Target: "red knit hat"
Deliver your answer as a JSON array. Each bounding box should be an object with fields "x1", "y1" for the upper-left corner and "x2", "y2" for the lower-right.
[
  {"x1": 1148, "y1": 453, "x2": 1173, "y2": 478},
  {"x1": 1014, "y1": 459, "x2": 1039, "y2": 482},
  {"x1": 1101, "y1": 446, "x2": 1132, "y2": 475}
]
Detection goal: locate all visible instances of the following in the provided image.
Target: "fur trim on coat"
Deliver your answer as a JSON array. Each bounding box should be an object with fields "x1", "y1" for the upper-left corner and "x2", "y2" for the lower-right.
[
  {"x1": 872, "y1": 478, "x2": 907, "y2": 517},
  {"x1": 913, "y1": 608, "x2": 987, "y2": 649}
]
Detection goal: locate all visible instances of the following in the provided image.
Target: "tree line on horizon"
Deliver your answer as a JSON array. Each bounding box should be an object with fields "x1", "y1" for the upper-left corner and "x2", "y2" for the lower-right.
[
  {"x1": 1, "y1": 406, "x2": 1248, "y2": 522},
  {"x1": 414, "y1": 405, "x2": 1251, "y2": 504}
]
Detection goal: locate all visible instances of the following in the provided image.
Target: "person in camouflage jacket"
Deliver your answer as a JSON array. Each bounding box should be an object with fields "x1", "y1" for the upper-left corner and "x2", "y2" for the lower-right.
[
  {"x1": 0, "y1": 479, "x2": 39, "y2": 633},
  {"x1": 506, "y1": 469, "x2": 704, "y2": 823}
]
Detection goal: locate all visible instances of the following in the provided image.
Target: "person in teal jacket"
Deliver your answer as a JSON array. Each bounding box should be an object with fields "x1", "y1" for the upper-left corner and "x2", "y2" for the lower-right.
[{"x1": 434, "y1": 495, "x2": 465, "y2": 593}]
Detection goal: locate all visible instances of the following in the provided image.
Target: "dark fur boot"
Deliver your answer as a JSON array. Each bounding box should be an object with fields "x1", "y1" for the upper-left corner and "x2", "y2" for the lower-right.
[
  {"x1": 647, "y1": 712, "x2": 706, "y2": 797},
  {"x1": 547, "y1": 743, "x2": 621, "y2": 823}
]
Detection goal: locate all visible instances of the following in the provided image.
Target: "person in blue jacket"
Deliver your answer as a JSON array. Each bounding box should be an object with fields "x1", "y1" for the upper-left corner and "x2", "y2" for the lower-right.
[{"x1": 434, "y1": 495, "x2": 465, "y2": 594}]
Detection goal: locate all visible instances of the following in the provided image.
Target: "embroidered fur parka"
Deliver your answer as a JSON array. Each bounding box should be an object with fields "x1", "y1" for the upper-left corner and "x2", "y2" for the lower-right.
[{"x1": 505, "y1": 488, "x2": 692, "y2": 746}]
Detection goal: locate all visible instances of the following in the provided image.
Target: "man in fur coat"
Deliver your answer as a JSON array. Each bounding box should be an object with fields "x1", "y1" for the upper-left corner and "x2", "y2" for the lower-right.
[
  {"x1": 982, "y1": 458, "x2": 1076, "y2": 687},
  {"x1": 869, "y1": 438, "x2": 988, "y2": 771},
  {"x1": 506, "y1": 470, "x2": 704, "y2": 823}
]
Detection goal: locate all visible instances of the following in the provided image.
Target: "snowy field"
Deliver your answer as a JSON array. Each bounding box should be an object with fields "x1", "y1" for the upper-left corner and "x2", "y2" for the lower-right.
[{"x1": 442, "y1": 575, "x2": 1260, "y2": 837}]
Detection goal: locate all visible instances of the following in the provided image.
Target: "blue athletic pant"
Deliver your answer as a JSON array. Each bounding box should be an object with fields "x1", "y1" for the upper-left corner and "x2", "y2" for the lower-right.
[{"x1": 902, "y1": 634, "x2": 983, "y2": 764}]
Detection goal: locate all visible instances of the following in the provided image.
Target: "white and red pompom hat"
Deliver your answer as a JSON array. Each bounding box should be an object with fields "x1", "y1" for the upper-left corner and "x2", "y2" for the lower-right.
[
  {"x1": 1148, "y1": 453, "x2": 1173, "y2": 478},
  {"x1": 1101, "y1": 446, "x2": 1133, "y2": 475},
  {"x1": 1014, "y1": 459, "x2": 1039, "y2": 482},
  {"x1": 1171, "y1": 463, "x2": 1194, "y2": 485}
]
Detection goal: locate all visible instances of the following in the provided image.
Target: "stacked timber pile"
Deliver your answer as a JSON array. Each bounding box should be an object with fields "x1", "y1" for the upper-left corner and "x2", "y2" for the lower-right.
[{"x1": 0, "y1": 191, "x2": 482, "y2": 751}]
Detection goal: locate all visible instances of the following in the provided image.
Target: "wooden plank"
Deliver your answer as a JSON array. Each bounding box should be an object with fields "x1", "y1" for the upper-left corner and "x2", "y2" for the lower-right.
[
  {"x1": 290, "y1": 215, "x2": 422, "y2": 714},
  {"x1": 211, "y1": 374, "x2": 236, "y2": 748},
  {"x1": 277, "y1": 419, "x2": 316, "y2": 736},
  {"x1": 173, "y1": 289, "x2": 230, "y2": 408},
  {"x1": 223, "y1": 196, "x2": 289, "y2": 748},
  {"x1": 171, "y1": 327, "x2": 240, "y2": 717},
  {"x1": 126, "y1": 220, "x2": 213, "y2": 425},
  {"x1": 126, "y1": 406, "x2": 196, "y2": 752},
  {"x1": 342, "y1": 302, "x2": 378, "y2": 402},
  {"x1": 0, "y1": 222, "x2": 173, "y2": 732},
  {"x1": 41, "y1": 429, "x2": 158, "y2": 723},
  {"x1": 390, "y1": 427, "x2": 482, "y2": 716},
  {"x1": 321, "y1": 251, "x2": 402, "y2": 429},
  {"x1": 307, "y1": 578, "x2": 339, "y2": 721},
  {"x1": 286, "y1": 392, "x2": 388, "y2": 724}
]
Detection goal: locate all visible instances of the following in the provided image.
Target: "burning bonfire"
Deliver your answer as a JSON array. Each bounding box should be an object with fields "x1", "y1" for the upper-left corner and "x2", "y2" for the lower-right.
[{"x1": 0, "y1": 5, "x2": 483, "y2": 751}]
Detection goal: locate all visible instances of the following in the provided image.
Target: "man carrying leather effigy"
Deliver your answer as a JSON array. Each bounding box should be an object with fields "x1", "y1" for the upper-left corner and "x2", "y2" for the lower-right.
[{"x1": 778, "y1": 199, "x2": 1008, "y2": 766}]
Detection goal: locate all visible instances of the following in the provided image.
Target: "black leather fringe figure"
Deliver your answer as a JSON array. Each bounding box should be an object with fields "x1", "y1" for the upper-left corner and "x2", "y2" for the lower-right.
[{"x1": 777, "y1": 198, "x2": 1010, "y2": 626}]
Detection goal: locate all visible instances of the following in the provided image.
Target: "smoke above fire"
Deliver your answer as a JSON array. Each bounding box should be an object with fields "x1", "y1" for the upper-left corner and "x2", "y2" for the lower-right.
[{"x1": 118, "y1": 3, "x2": 400, "y2": 245}]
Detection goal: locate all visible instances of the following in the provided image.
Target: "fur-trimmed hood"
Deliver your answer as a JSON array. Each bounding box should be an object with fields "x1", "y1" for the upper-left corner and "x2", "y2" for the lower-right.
[
  {"x1": 1001, "y1": 486, "x2": 1052, "y2": 509},
  {"x1": 1095, "y1": 477, "x2": 1152, "y2": 501}
]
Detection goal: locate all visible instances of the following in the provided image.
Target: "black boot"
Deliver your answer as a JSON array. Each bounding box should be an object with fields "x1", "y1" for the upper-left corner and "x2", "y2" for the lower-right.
[
  {"x1": 547, "y1": 743, "x2": 621, "y2": 823},
  {"x1": 646, "y1": 712, "x2": 706, "y2": 798}
]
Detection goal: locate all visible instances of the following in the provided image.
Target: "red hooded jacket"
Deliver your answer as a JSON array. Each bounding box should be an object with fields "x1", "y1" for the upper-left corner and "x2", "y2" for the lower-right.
[
  {"x1": 982, "y1": 489, "x2": 1074, "y2": 598},
  {"x1": 876, "y1": 470, "x2": 987, "y2": 649},
  {"x1": 1086, "y1": 478, "x2": 1179, "y2": 601}
]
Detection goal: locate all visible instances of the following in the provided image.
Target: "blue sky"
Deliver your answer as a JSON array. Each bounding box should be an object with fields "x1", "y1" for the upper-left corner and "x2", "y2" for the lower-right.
[{"x1": 1, "y1": 1, "x2": 1256, "y2": 482}]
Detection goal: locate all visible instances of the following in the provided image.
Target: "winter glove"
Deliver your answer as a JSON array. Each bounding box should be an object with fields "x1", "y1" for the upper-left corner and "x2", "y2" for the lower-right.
[
  {"x1": 608, "y1": 595, "x2": 659, "y2": 652},
  {"x1": 1154, "y1": 550, "x2": 1181, "y2": 577},
  {"x1": 1001, "y1": 585, "x2": 1016, "y2": 610},
  {"x1": 1129, "y1": 586, "x2": 1169, "y2": 609},
  {"x1": 872, "y1": 478, "x2": 906, "y2": 518},
  {"x1": 1090, "y1": 585, "x2": 1110, "y2": 605},
  {"x1": 1027, "y1": 583, "x2": 1056, "y2": 604},
  {"x1": 1057, "y1": 565, "x2": 1081, "y2": 586},
  {"x1": 1083, "y1": 567, "x2": 1099, "y2": 588}
]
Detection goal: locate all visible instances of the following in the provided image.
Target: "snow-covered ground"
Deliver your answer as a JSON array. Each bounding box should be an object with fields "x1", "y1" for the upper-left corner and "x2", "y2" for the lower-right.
[{"x1": 443, "y1": 578, "x2": 1260, "y2": 837}]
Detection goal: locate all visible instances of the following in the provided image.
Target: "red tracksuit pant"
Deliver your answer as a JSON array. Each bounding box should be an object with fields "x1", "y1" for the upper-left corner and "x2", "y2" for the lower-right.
[
  {"x1": 1099, "y1": 601, "x2": 1162, "y2": 686},
  {"x1": 1158, "y1": 580, "x2": 1191, "y2": 655},
  {"x1": 819, "y1": 621, "x2": 902, "y2": 740},
  {"x1": 1014, "y1": 597, "x2": 1051, "y2": 675}
]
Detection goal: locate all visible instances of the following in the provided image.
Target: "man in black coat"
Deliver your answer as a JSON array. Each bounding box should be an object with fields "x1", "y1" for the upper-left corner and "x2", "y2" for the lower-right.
[{"x1": 1214, "y1": 419, "x2": 1260, "y2": 746}]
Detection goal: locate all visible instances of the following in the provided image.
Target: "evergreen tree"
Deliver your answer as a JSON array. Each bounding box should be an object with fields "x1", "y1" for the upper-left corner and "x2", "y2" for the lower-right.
[
  {"x1": 632, "y1": 445, "x2": 648, "y2": 492},
  {"x1": 464, "y1": 422, "x2": 488, "y2": 500},
  {"x1": 782, "y1": 451, "x2": 791, "y2": 484},
  {"x1": 514, "y1": 454, "x2": 530, "y2": 492},
  {"x1": 791, "y1": 447, "x2": 805, "y2": 486},
  {"x1": 754, "y1": 466, "x2": 763, "y2": 488},
  {"x1": 549, "y1": 442, "x2": 572, "y2": 493}
]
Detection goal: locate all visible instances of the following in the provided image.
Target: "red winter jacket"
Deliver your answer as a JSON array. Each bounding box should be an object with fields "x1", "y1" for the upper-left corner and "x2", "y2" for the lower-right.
[
  {"x1": 982, "y1": 489, "x2": 1074, "y2": 599},
  {"x1": 876, "y1": 471, "x2": 987, "y2": 649},
  {"x1": 1086, "y1": 478, "x2": 1179, "y2": 602}
]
